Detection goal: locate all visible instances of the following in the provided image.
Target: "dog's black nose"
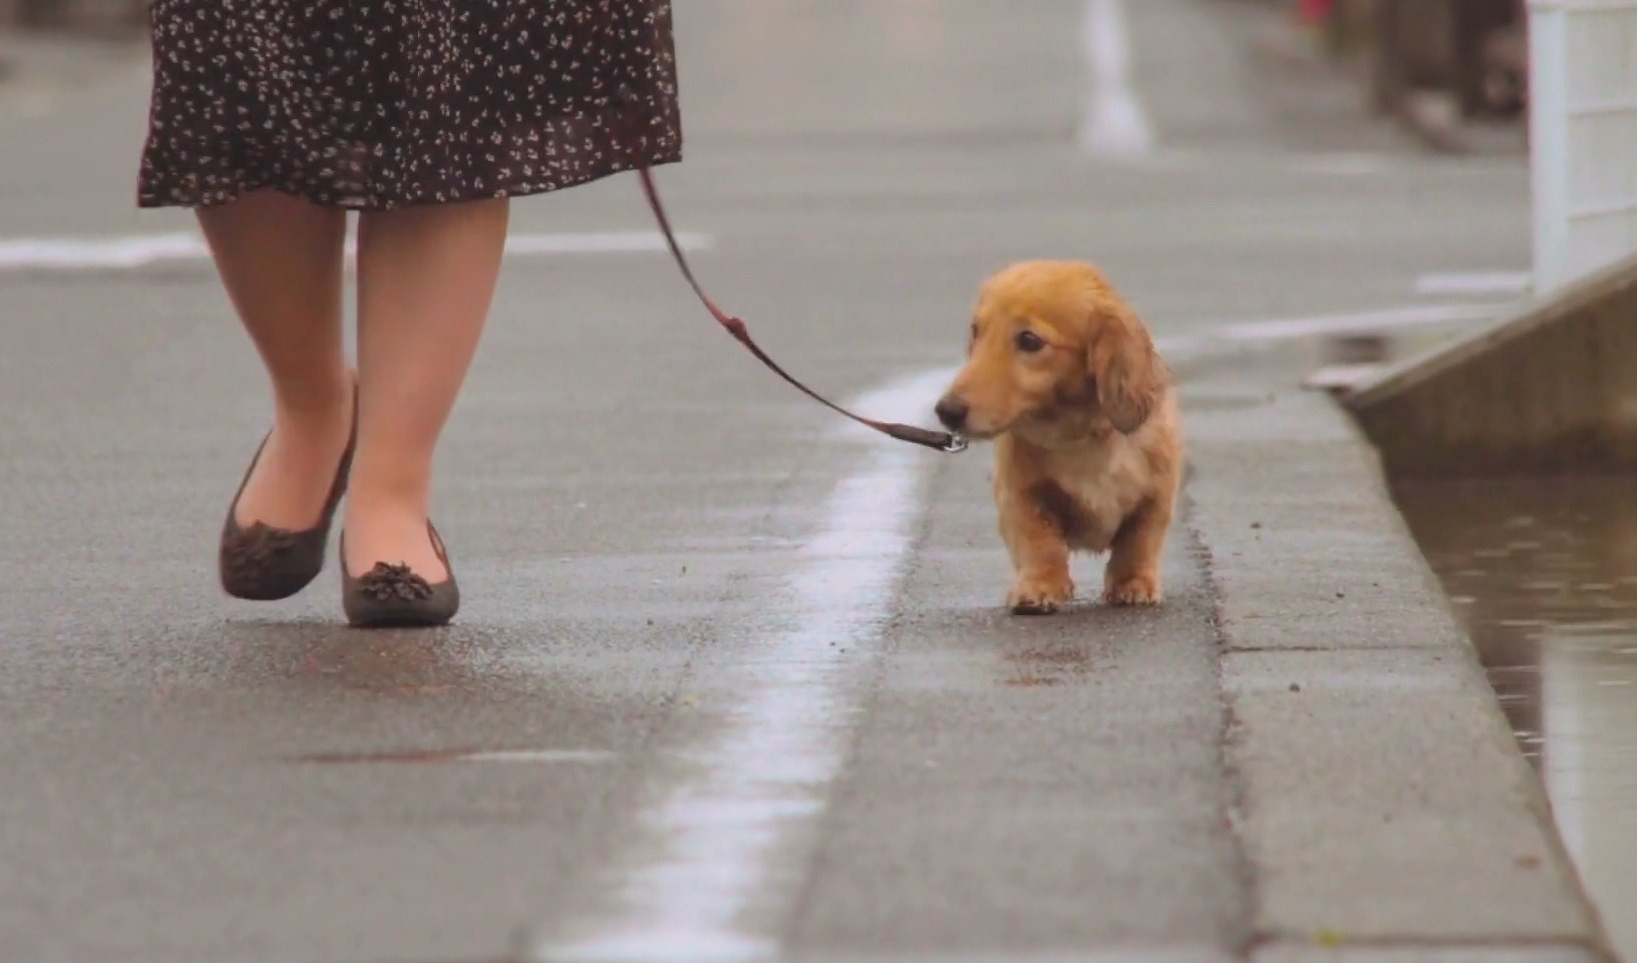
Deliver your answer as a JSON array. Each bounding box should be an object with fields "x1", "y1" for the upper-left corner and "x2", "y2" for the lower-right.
[{"x1": 935, "y1": 396, "x2": 969, "y2": 431}]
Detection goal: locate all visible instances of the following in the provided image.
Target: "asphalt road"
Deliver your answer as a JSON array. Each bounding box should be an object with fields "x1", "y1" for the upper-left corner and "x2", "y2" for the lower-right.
[{"x1": 0, "y1": 2, "x2": 1535, "y2": 962}]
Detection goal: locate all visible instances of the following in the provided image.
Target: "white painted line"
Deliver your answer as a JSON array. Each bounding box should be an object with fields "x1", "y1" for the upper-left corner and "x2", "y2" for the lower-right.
[
  {"x1": 0, "y1": 233, "x2": 207, "y2": 270},
  {"x1": 1077, "y1": 0, "x2": 1155, "y2": 159},
  {"x1": 0, "y1": 230, "x2": 712, "y2": 272},
  {"x1": 1301, "y1": 362, "x2": 1386, "y2": 392},
  {"x1": 539, "y1": 367, "x2": 950, "y2": 963},
  {"x1": 834, "y1": 364, "x2": 960, "y2": 443},
  {"x1": 1214, "y1": 302, "x2": 1510, "y2": 342},
  {"x1": 1152, "y1": 301, "x2": 1517, "y2": 364},
  {"x1": 1414, "y1": 270, "x2": 1534, "y2": 297}
]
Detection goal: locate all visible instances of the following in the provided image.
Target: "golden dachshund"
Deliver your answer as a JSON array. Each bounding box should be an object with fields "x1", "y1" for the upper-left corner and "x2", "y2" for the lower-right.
[{"x1": 935, "y1": 260, "x2": 1182, "y2": 615}]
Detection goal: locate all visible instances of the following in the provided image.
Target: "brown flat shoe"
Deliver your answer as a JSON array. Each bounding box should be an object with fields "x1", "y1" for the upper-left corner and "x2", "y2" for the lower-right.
[
  {"x1": 340, "y1": 522, "x2": 460, "y2": 628},
  {"x1": 218, "y1": 387, "x2": 357, "y2": 601}
]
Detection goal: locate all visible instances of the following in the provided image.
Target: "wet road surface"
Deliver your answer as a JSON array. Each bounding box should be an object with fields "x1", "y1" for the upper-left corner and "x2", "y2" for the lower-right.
[
  {"x1": 0, "y1": 0, "x2": 1535, "y2": 960},
  {"x1": 1397, "y1": 476, "x2": 1637, "y2": 963}
]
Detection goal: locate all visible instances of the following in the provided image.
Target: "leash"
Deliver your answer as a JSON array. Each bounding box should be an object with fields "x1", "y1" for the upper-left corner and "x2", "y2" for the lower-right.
[{"x1": 633, "y1": 166, "x2": 968, "y2": 454}]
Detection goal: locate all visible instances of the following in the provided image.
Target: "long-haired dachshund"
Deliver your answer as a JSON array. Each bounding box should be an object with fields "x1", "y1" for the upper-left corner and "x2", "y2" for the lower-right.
[{"x1": 935, "y1": 260, "x2": 1183, "y2": 615}]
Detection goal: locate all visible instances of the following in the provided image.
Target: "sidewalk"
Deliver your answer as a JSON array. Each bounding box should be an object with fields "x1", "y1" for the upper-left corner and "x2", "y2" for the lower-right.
[
  {"x1": 1186, "y1": 350, "x2": 1606, "y2": 960},
  {"x1": 0, "y1": 1, "x2": 1607, "y2": 960}
]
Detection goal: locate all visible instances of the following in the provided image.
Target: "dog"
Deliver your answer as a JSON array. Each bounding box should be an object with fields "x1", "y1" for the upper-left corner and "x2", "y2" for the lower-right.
[{"x1": 934, "y1": 260, "x2": 1183, "y2": 615}]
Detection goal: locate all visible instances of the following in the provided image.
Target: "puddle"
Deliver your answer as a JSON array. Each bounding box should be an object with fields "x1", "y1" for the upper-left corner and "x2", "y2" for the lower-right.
[{"x1": 1394, "y1": 474, "x2": 1637, "y2": 961}]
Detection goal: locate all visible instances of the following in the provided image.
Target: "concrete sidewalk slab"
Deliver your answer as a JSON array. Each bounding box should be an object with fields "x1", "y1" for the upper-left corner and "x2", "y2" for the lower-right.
[
  {"x1": 1228, "y1": 646, "x2": 1585, "y2": 938},
  {"x1": 1183, "y1": 362, "x2": 1611, "y2": 957}
]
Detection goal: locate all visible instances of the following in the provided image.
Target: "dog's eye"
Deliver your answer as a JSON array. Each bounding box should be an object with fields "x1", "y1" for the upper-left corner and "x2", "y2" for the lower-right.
[{"x1": 1014, "y1": 330, "x2": 1046, "y2": 353}]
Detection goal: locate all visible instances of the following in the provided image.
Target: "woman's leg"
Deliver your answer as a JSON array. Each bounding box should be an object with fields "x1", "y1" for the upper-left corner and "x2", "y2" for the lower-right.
[
  {"x1": 197, "y1": 190, "x2": 354, "y2": 529},
  {"x1": 345, "y1": 198, "x2": 510, "y2": 578}
]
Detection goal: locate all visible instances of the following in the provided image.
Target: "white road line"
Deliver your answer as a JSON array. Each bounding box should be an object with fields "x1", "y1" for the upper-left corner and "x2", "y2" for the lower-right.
[
  {"x1": 0, "y1": 230, "x2": 712, "y2": 272},
  {"x1": 0, "y1": 233, "x2": 207, "y2": 270},
  {"x1": 1301, "y1": 362, "x2": 1388, "y2": 392},
  {"x1": 1414, "y1": 270, "x2": 1534, "y2": 298},
  {"x1": 1154, "y1": 302, "x2": 1517, "y2": 363},
  {"x1": 1077, "y1": 0, "x2": 1155, "y2": 159},
  {"x1": 539, "y1": 367, "x2": 953, "y2": 963},
  {"x1": 1213, "y1": 301, "x2": 1510, "y2": 342}
]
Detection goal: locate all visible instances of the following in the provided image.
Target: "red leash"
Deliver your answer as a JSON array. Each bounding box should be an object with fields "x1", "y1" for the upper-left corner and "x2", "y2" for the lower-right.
[{"x1": 634, "y1": 166, "x2": 968, "y2": 454}]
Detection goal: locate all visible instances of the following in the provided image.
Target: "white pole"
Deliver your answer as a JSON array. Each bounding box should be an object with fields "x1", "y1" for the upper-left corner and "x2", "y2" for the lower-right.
[
  {"x1": 1527, "y1": 0, "x2": 1570, "y2": 295},
  {"x1": 1077, "y1": 0, "x2": 1154, "y2": 159}
]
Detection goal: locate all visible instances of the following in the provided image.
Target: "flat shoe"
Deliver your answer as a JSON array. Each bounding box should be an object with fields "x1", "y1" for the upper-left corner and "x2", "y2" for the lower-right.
[
  {"x1": 340, "y1": 521, "x2": 460, "y2": 628},
  {"x1": 218, "y1": 384, "x2": 357, "y2": 601}
]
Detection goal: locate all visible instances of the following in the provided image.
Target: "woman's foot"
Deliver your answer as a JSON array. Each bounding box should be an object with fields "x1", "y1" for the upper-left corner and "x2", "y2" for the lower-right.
[
  {"x1": 340, "y1": 499, "x2": 449, "y2": 582},
  {"x1": 336, "y1": 196, "x2": 508, "y2": 626},
  {"x1": 219, "y1": 374, "x2": 357, "y2": 601},
  {"x1": 340, "y1": 517, "x2": 460, "y2": 628}
]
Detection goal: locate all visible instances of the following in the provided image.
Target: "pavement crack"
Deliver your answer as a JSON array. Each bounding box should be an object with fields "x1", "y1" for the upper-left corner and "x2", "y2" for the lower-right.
[{"x1": 1184, "y1": 484, "x2": 1262, "y2": 961}]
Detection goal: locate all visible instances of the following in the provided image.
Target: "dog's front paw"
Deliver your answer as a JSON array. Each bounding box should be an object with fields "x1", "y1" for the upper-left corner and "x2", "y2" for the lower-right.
[
  {"x1": 1104, "y1": 571, "x2": 1161, "y2": 606},
  {"x1": 1007, "y1": 574, "x2": 1075, "y2": 616}
]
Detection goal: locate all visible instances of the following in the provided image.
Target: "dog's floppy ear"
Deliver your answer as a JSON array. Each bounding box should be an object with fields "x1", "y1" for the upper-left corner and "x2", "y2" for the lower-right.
[{"x1": 1085, "y1": 297, "x2": 1167, "y2": 434}]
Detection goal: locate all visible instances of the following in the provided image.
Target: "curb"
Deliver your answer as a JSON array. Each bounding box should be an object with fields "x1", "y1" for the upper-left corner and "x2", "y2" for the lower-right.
[
  {"x1": 1343, "y1": 253, "x2": 1637, "y2": 480},
  {"x1": 1182, "y1": 378, "x2": 1612, "y2": 961}
]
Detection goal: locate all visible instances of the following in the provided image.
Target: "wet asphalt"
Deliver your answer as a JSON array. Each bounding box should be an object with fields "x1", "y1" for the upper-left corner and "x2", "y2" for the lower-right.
[{"x1": 0, "y1": 1, "x2": 1534, "y2": 961}]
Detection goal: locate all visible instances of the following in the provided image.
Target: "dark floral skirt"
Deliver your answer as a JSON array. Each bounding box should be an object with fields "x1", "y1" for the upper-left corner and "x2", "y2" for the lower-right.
[{"x1": 137, "y1": 0, "x2": 683, "y2": 210}]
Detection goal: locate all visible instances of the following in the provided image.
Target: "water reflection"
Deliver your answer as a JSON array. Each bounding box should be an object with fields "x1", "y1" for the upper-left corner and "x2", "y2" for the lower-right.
[{"x1": 1394, "y1": 475, "x2": 1637, "y2": 961}]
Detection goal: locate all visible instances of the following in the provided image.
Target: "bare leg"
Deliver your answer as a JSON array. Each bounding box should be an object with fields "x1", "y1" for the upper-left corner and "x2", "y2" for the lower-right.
[
  {"x1": 197, "y1": 190, "x2": 354, "y2": 529},
  {"x1": 344, "y1": 197, "x2": 510, "y2": 578}
]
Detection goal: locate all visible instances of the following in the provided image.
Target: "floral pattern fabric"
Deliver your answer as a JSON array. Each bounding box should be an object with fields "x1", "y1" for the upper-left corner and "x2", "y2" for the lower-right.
[{"x1": 137, "y1": 0, "x2": 683, "y2": 210}]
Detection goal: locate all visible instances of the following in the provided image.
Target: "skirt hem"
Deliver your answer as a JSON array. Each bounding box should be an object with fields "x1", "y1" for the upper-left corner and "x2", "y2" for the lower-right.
[{"x1": 135, "y1": 148, "x2": 684, "y2": 212}]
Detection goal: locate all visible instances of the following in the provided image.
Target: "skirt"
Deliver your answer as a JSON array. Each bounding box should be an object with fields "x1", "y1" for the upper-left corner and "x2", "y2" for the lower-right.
[{"x1": 136, "y1": 0, "x2": 683, "y2": 210}]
